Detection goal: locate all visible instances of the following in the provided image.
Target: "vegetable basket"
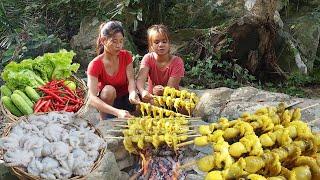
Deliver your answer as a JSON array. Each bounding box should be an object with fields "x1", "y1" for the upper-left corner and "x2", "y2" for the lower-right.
[
  {"x1": 0, "y1": 75, "x2": 89, "y2": 123},
  {"x1": 0, "y1": 113, "x2": 106, "y2": 180}
]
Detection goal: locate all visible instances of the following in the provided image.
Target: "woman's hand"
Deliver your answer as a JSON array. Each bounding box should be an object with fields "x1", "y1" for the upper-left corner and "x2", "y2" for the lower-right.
[
  {"x1": 129, "y1": 91, "x2": 140, "y2": 104},
  {"x1": 153, "y1": 85, "x2": 164, "y2": 96},
  {"x1": 141, "y1": 90, "x2": 153, "y2": 102},
  {"x1": 117, "y1": 109, "x2": 133, "y2": 118}
]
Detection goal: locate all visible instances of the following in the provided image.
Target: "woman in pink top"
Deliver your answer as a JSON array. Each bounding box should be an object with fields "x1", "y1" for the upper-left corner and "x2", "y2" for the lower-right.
[{"x1": 137, "y1": 24, "x2": 185, "y2": 103}]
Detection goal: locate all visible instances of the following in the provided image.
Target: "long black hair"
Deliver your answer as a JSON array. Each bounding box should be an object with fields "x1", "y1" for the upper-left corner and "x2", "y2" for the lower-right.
[{"x1": 96, "y1": 21, "x2": 124, "y2": 55}]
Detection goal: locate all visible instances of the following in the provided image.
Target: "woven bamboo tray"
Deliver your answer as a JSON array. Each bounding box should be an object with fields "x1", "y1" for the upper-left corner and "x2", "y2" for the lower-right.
[
  {"x1": 0, "y1": 75, "x2": 89, "y2": 123},
  {"x1": 0, "y1": 115, "x2": 106, "y2": 180}
]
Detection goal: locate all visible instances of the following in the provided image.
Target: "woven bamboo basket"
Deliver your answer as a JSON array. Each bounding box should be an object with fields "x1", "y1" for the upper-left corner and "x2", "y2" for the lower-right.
[
  {"x1": 0, "y1": 115, "x2": 106, "y2": 180},
  {"x1": 0, "y1": 75, "x2": 89, "y2": 123}
]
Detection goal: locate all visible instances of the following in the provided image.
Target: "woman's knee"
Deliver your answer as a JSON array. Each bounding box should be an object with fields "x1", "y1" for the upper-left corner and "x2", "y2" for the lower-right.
[{"x1": 100, "y1": 85, "x2": 117, "y2": 102}]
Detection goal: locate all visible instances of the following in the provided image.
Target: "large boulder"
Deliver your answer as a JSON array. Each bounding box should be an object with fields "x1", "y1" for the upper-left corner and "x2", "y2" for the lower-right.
[
  {"x1": 193, "y1": 86, "x2": 320, "y2": 133},
  {"x1": 86, "y1": 151, "x2": 122, "y2": 180},
  {"x1": 70, "y1": 16, "x2": 101, "y2": 68}
]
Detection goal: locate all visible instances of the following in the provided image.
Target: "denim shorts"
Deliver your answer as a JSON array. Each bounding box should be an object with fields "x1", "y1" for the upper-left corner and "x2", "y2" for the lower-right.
[{"x1": 103, "y1": 94, "x2": 136, "y2": 119}]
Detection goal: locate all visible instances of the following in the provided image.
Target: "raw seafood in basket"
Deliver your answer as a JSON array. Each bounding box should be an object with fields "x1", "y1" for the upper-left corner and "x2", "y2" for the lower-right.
[{"x1": 0, "y1": 112, "x2": 106, "y2": 179}]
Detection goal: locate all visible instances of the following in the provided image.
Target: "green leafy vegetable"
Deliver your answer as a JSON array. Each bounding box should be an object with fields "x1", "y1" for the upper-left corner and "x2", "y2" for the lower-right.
[{"x1": 1, "y1": 49, "x2": 79, "y2": 90}]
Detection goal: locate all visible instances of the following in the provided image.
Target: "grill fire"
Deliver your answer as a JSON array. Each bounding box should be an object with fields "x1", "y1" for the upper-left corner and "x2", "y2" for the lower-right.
[{"x1": 131, "y1": 146, "x2": 186, "y2": 180}]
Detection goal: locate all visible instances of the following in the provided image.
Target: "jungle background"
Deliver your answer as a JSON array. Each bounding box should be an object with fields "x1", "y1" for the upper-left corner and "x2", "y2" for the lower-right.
[{"x1": 0, "y1": 0, "x2": 320, "y2": 98}]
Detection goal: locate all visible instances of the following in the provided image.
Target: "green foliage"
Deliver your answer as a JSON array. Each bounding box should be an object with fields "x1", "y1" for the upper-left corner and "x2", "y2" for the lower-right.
[
  {"x1": 183, "y1": 53, "x2": 256, "y2": 89},
  {"x1": 107, "y1": 0, "x2": 229, "y2": 33},
  {"x1": 1, "y1": 33, "x2": 66, "y2": 65},
  {"x1": 259, "y1": 71, "x2": 320, "y2": 97},
  {"x1": 182, "y1": 34, "x2": 256, "y2": 90}
]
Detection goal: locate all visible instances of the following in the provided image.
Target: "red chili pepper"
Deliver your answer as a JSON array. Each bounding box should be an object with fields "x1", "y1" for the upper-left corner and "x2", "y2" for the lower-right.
[
  {"x1": 67, "y1": 97, "x2": 82, "y2": 104},
  {"x1": 62, "y1": 84, "x2": 76, "y2": 98},
  {"x1": 34, "y1": 100, "x2": 48, "y2": 113},
  {"x1": 38, "y1": 87, "x2": 64, "y2": 103},
  {"x1": 41, "y1": 96, "x2": 53, "y2": 100},
  {"x1": 54, "y1": 104, "x2": 66, "y2": 108},
  {"x1": 42, "y1": 100, "x2": 51, "y2": 112},
  {"x1": 33, "y1": 99, "x2": 42, "y2": 111}
]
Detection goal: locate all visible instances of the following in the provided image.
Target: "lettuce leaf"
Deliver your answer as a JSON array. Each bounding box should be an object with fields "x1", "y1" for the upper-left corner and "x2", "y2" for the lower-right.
[
  {"x1": 1, "y1": 49, "x2": 79, "y2": 90},
  {"x1": 32, "y1": 56, "x2": 55, "y2": 82},
  {"x1": 4, "y1": 69, "x2": 45, "y2": 90},
  {"x1": 47, "y1": 49, "x2": 79, "y2": 80}
]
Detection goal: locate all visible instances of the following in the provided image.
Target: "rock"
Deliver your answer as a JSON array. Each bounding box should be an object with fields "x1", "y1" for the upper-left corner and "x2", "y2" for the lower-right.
[
  {"x1": 193, "y1": 87, "x2": 234, "y2": 122},
  {"x1": 281, "y1": 11, "x2": 320, "y2": 72},
  {"x1": 83, "y1": 105, "x2": 100, "y2": 126},
  {"x1": 70, "y1": 16, "x2": 101, "y2": 67},
  {"x1": 114, "y1": 146, "x2": 130, "y2": 161},
  {"x1": 186, "y1": 174, "x2": 205, "y2": 180},
  {"x1": 119, "y1": 171, "x2": 130, "y2": 180},
  {"x1": 117, "y1": 155, "x2": 134, "y2": 170},
  {"x1": 193, "y1": 145, "x2": 213, "y2": 155},
  {"x1": 87, "y1": 151, "x2": 121, "y2": 180},
  {"x1": 194, "y1": 86, "x2": 320, "y2": 126},
  {"x1": 95, "y1": 120, "x2": 122, "y2": 152}
]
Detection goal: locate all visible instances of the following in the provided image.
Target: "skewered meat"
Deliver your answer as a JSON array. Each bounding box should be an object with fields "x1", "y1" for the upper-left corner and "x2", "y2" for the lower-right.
[{"x1": 197, "y1": 155, "x2": 215, "y2": 172}]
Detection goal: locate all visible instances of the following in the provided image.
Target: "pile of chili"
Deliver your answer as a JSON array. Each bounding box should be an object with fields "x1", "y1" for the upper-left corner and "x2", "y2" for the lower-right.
[{"x1": 34, "y1": 80, "x2": 84, "y2": 113}]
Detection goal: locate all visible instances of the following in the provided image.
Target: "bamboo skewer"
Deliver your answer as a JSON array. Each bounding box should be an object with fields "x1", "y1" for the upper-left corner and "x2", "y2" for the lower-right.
[
  {"x1": 111, "y1": 117, "x2": 202, "y2": 123},
  {"x1": 115, "y1": 125, "x2": 130, "y2": 128},
  {"x1": 104, "y1": 136, "x2": 124, "y2": 139},
  {"x1": 106, "y1": 129, "x2": 197, "y2": 134},
  {"x1": 285, "y1": 100, "x2": 303, "y2": 109},
  {"x1": 187, "y1": 134, "x2": 201, "y2": 138},
  {"x1": 114, "y1": 117, "x2": 202, "y2": 121},
  {"x1": 114, "y1": 124, "x2": 200, "y2": 129},
  {"x1": 301, "y1": 103, "x2": 320, "y2": 111},
  {"x1": 176, "y1": 140, "x2": 194, "y2": 147},
  {"x1": 106, "y1": 129, "x2": 123, "y2": 132},
  {"x1": 178, "y1": 161, "x2": 197, "y2": 170},
  {"x1": 104, "y1": 134, "x2": 201, "y2": 140},
  {"x1": 308, "y1": 118, "x2": 320, "y2": 125}
]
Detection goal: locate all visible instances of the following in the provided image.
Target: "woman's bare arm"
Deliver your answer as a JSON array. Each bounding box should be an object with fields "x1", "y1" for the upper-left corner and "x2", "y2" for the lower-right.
[
  {"x1": 136, "y1": 67, "x2": 149, "y2": 94},
  {"x1": 167, "y1": 77, "x2": 182, "y2": 89},
  {"x1": 126, "y1": 62, "x2": 140, "y2": 104}
]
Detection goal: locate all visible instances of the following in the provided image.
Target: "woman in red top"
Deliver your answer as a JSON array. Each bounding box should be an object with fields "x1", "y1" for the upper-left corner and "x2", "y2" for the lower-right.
[
  {"x1": 137, "y1": 24, "x2": 185, "y2": 103},
  {"x1": 87, "y1": 21, "x2": 140, "y2": 119}
]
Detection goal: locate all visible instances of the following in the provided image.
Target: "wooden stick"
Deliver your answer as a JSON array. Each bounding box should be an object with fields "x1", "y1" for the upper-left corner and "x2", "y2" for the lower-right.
[
  {"x1": 106, "y1": 129, "x2": 123, "y2": 132},
  {"x1": 178, "y1": 161, "x2": 197, "y2": 170},
  {"x1": 187, "y1": 134, "x2": 201, "y2": 138},
  {"x1": 115, "y1": 124, "x2": 199, "y2": 129},
  {"x1": 176, "y1": 140, "x2": 194, "y2": 147},
  {"x1": 112, "y1": 117, "x2": 202, "y2": 122},
  {"x1": 104, "y1": 136, "x2": 124, "y2": 139},
  {"x1": 301, "y1": 103, "x2": 320, "y2": 111},
  {"x1": 189, "y1": 125, "x2": 201, "y2": 128},
  {"x1": 111, "y1": 119, "x2": 127, "y2": 122},
  {"x1": 285, "y1": 100, "x2": 304, "y2": 109},
  {"x1": 308, "y1": 118, "x2": 320, "y2": 125},
  {"x1": 115, "y1": 124, "x2": 129, "y2": 128},
  {"x1": 188, "y1": 119, "x2": 202, "y2": 122},
  {"x1": 105, "y1": 134, "x2": 200, "y2": 140}
]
